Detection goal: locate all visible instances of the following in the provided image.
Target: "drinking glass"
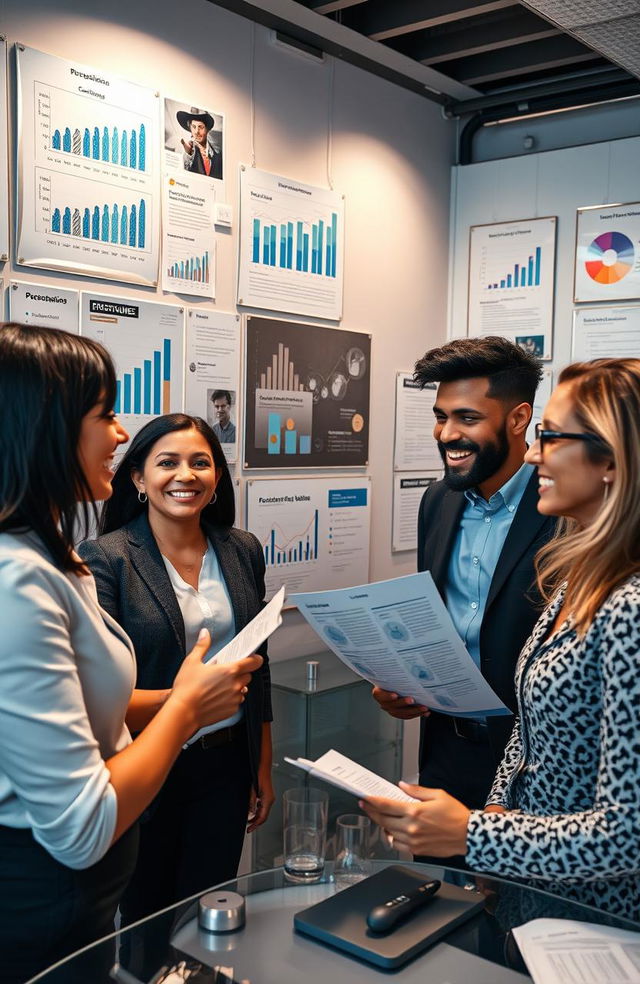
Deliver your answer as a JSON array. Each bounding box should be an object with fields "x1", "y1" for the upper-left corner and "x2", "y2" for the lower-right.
[
  {"x1": 283, "y1": 787, "x2": 328, "y2": 884},
  {"x1": 334, "y1": 813, "x2": 371, "y2": 889}
]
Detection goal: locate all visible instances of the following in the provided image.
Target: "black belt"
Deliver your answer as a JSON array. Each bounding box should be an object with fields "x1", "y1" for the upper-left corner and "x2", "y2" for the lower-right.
[
  {"x1": 452, "y1": 717, "x2": 490, "y2": 743},
  {"x1": 198, "y1": 720, "x2": 245, "y2": 750}
]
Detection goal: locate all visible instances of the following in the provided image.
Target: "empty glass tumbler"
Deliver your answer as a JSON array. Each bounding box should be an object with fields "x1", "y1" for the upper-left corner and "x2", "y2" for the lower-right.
[{"x1": 334, "y1": 813, "x2": 371, "y2": 889}]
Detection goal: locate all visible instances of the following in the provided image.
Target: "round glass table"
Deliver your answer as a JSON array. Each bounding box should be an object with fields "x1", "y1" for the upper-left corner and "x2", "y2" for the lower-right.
[{"x1": 30, "y1": 862, "x2": 640, "y2": 983}]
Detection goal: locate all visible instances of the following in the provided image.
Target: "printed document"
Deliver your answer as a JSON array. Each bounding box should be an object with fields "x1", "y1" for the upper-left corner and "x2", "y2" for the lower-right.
[
  {"x1": 184, "y1": 586, "x2": 285, "y2": 746},
  {"x1": 285, "y1": 749, "x2": 417, "y2": 803},
  {"x1": 513, "y1": 918, "x2": 640, "y2": 984},
  {"x1": 290, "y1": 572, "x2": 509, "y2": 717}
]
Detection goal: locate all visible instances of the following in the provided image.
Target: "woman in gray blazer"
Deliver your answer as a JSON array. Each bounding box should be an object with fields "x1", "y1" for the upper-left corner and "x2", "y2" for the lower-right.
[{"x1": 80, "y1": 413, "x2": 273, "y2": 974}]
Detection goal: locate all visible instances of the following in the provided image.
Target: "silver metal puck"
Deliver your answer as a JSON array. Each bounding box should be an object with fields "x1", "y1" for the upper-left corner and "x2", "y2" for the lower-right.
[{"x1": 198, "y1": 890, "x2": 246, "y2": 933}]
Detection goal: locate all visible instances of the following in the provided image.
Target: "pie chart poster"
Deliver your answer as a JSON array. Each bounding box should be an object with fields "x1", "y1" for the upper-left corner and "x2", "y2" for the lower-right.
[
  {"x1": 575, "y1": 202, "x2": 640, "y2": 303},
  {"x1": 244, "y1": 316, "x2": 370, "y2": 468}
]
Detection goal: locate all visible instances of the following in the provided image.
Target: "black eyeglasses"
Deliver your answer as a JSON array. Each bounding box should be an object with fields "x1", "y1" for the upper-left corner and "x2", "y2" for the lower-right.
[{"x1": 534, "y1": 423, "x2": 609, "y2": 453}]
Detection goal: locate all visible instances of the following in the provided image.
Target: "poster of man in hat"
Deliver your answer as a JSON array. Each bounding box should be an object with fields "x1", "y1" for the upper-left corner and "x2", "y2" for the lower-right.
[{"x1": 164, "y1": 97, "x2": 224, "y2": 182}]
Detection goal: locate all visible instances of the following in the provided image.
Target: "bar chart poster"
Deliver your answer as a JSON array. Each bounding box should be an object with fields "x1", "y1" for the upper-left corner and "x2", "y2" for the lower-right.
[
  {"x1": 572, "y1": 306, "x2": 640, "y2": 361},
  {"x1": 468, "y1": 216, "x2": 556, "y2": 360},
  {"x1": 244, "y1": 316, "x2": 370, "y2": 469},
  {"x1": 238, "y1": 167, "x2": 345, "y2": 320},
  {"x1": 0, "y1": 37, "x2": 8, "y2": 262},
  {"x1": 80, "y1": 292, "x2": 184, "y2": 439},
  {"x1": 10, "y1": 280, "x2": 79, "y2": 332},
  {"x1": 161, "y1": 172, "x2": 215, "y2": 299},
  {"x1": 16, "y1": 45, "x2": 160, "y2": 285},
  {"x1": 246, "y1": 477, "x2": 371, "y2": 600},
  {"x1": 185, "y1": 308, "x2": 240, "y2": 463},
  {"x1": 574, "y1": 203, "x2": 640, "y2": 303}
]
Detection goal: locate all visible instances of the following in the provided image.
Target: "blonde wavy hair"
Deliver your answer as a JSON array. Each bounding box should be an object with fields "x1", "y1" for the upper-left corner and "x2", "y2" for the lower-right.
[{"x1": 535, "y1": 358, "x2": 640, "y2": 634}]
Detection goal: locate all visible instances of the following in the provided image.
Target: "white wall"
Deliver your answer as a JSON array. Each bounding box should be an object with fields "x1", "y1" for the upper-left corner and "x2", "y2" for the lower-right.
[
  {"x1": 0, "y1": 0, "x2": 454, "y2": 708},
  {"x1": 448, "y1": 134, "x2": 640, "y2": 378}
]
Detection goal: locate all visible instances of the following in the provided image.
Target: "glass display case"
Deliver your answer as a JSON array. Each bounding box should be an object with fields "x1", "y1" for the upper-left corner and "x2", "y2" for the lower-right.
[{"x1": 254, "y1": 650, "x2": 403, "y2": 870}]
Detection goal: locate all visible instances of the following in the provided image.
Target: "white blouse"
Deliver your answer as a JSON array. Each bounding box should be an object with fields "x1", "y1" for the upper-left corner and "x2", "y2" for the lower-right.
[{"x1": 161, "y1": 543, "x2": 242, "y2": 733}]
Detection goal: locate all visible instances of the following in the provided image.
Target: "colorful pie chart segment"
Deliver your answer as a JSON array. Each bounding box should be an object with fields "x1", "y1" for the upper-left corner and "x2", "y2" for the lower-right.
[{"x1": 585, "y1": 231, "x2": 635, "y2": 284}]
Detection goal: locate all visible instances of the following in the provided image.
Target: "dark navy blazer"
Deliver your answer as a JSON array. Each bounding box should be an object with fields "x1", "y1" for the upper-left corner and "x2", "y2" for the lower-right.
[
  {"x1": 79, "y1": 513, "x2": 272, "y2": 788},
  {"x1": 417, "y1": 471, "x2": 556, "y2": 787}
]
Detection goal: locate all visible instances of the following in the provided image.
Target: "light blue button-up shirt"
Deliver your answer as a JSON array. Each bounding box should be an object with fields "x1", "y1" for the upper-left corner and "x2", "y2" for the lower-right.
[{"x1": 445, "y1": 462, "x2": 533, "y2": 671}]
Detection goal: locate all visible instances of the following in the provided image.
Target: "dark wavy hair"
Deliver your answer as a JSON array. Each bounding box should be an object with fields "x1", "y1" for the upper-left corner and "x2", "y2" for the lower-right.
[
  {"x1": 99, "y1": 413, "x2": 235, "y2": 533},
  {"x1": 0, "y1": 322, "x2": 117, "y2": 573},
  {"x1": 414, "y1": 336, "x2": 542, "y2": 408}
]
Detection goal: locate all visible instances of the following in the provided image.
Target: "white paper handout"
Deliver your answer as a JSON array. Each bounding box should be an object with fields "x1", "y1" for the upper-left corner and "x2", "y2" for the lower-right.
[
  {"x1": 512, "y1": 918, "x2": 640, "y2": 984},
  {"x1": 184, "y1": 586, "x2": 285, "y2": 746},
  {"x1": 285, "y1": 749, "x2": 418, "y2": 804},
  {"x1": 290, "y1": 572, "x2": 510, "y2": 717}
]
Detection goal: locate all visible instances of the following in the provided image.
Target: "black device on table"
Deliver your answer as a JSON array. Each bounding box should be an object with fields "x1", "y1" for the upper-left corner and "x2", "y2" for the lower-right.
[{"x1": 366, "y1": 877, "x2": 441, "y2": 932}]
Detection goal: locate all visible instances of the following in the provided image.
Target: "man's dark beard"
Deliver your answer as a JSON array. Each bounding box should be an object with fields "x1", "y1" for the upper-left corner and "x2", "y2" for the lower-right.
[{"x1": 439, "y1": 423, "x2": 510, "y2": 492}]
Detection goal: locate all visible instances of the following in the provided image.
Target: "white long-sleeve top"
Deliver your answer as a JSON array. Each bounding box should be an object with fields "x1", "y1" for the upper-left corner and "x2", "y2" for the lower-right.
[{"x1": 0, "y1": 531, "x2": 135, "y2": 869}]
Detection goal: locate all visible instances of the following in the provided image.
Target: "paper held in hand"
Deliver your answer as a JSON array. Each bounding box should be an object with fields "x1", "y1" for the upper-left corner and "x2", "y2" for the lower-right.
[
  {"x1": 285, "y1": 749, "x2": 418, "y2": 804},
  {"x1": 289, "y1": 572, "x2": 510, "y2": 718},
  {"x1": 184, "y1": 585, "x2": 286, "y2": 747}
]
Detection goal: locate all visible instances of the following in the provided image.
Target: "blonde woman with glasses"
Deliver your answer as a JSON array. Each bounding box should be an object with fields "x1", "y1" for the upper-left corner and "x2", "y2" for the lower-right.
[{"x1": 363, "y1": 359, "x2": 640, "y2": 919}]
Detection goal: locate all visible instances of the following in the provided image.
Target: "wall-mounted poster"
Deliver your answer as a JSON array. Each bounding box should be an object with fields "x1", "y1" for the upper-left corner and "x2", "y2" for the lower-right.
[
  {"x1": 164, "y1": 97, "x2": 224, "y2": 188},
  {"x1": 185, "y1": 308, "x2": 240, "y2": 463},
  {"x1": 16, "y1": 45, "x2": 160, "y2": 285},
  {"x1": 574, "y1": 202, "x2": 640, "y2": 303},
  {"x1": 246, "y1": 476, "x2": 371, "y2": 600},
  {"x1": 238, "y1": 167, "x2": 345, "y2": 321},
  {"x1": 468, "y1": 216, "x2": 556, "y2": 360},
  {"x1": 392, "y1": 474, "x2": 439, "y2": 553},
  {"x1": 80, "y1": 292, "x2": 184, "y2": 441},
  {"x1": 244, "y1": 316, "x2": 370, "y2": 469},
  {"x1": 10, "y1": 279, "x2": 79, "y2": 331},
  {"x1": 572, "y1": 306, "x2": 640, "y2": 361},
  {"x1": 161, "y1": 172, "x2": 215, "y2": 299},
  {"x1": 0, "y1": 36, "x2": 8, "y2": 262},
  {"x1": 527, "y1": 367, "x2": 552, "y2": 446},
  {"x1": 393, "y1": 372, "x2": 440, "y2": 471}
]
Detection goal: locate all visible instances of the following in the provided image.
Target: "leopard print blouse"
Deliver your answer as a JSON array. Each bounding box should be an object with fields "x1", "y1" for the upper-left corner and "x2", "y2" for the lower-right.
[{"x1": 466, "y1": 574, "x2": 640, "y2": 921}]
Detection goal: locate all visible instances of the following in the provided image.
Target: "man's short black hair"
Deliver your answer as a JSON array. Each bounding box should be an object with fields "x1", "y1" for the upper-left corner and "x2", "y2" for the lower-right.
[
  {"x1": 211, "y1": 389, "x2": 232, "y2": 405},
  {"x1": 414, "y1": 336, "x2": 542, "y2": 407}
]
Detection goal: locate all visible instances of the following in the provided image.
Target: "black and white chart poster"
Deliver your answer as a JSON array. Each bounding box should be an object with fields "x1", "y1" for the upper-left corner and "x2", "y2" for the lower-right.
[
  {"x1": 468, "y1": 216, "x2": 556, "y2": 360},
  {"x1": 244, "y1": 316, "x2": 370, "y2": 469},
  {"x1": 16, "y1": 45, "x2": 160, "y2": 285}
]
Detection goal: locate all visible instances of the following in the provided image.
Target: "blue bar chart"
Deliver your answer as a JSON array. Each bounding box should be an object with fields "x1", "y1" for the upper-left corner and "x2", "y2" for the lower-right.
[
  {"x1": 262, "y1": 510, "x2": 319, "y2": 567},
  {"x1": 114, "y1": 337, "x2": 172, "y2": 415},
  {"x1": 167, "y1": 250, "x2": 210, "y2": 284},
  {"x1": 52, "y1": 123, "x2": 147, "y2": 172},
  {"x1": 252, "y1": 212, "x2": 338, "y2": 277},
  {"x1": 51, "y1": 196, "x2": 147, "y2": 249},
  {"x1": 486, "y1": 245, "x2": 542, "y2": 289}
]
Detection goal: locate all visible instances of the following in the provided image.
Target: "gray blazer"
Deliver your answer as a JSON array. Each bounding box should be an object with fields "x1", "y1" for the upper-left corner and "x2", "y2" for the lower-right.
[{"x1": 79, "y1": 513, "x2": 271, "y2": 787}]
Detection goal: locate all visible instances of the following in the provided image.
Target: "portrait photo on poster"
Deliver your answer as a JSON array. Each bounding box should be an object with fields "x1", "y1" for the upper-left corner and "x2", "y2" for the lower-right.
[
  {"x1": 244, "y1": 316, "x2": 370, "y2": 469},
  {"x1": 164, "y1": 96, "x2": 224, "y2": 184},
  {"x1": 206, "y1": 387, "x2": 237, "y2": 447}
]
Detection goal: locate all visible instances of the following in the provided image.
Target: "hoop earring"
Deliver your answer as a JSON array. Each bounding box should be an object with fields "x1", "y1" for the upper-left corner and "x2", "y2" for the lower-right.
[
  {"x1": 137, "y1": 490, "x2": 148, "y2": 503},
  {"x1": 210, "y1": 492, "x2": 217, "y2": 505}
]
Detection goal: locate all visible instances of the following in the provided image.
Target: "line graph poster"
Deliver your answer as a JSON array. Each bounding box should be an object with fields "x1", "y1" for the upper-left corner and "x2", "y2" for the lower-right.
[
  {"x1": 16, "y1": 45, "x2": 160, "y2": 285},
  {"x1": 246, "y1": 477, "x2": 370, "y2": 600},
  {"x1": 468, "y1": 216, "x2": 556, "y2": 360},
  {"x1": 238, "y1": 167, "x2": 345, "y2": 320},
  {"x1": 0, "y1": 36, "x2": 8, "y2": 262},
  {"x1": 574, "y1": 202, "x2": 640, "y2": 303},
  {"x1": 80, "y1": 292, "x2": 184, "y2": 440},
  {"x1": 244, "y1": 316, "x2": 370, "y2": 469}
]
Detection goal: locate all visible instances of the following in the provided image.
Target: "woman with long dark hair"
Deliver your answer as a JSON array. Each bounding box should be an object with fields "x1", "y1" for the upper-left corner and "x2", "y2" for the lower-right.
[
  {"x1": 0, "y1": 324, "x2": 261, "y2": 983},
  {"x1": 79, "y1": 413, "x2": 274, "y2": 975}
]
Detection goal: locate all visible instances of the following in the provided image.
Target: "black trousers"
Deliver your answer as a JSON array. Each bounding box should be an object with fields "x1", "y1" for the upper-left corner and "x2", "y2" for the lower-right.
[
  {"x1": 0, "y1": 823, "x2": 138, "y2": 984},
  {"x1": 119, "y1": 733, "x2": 252, "y2": 980},
  {"x1": 418, "y1": 715, "x2": 499, "y2": 871}
]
